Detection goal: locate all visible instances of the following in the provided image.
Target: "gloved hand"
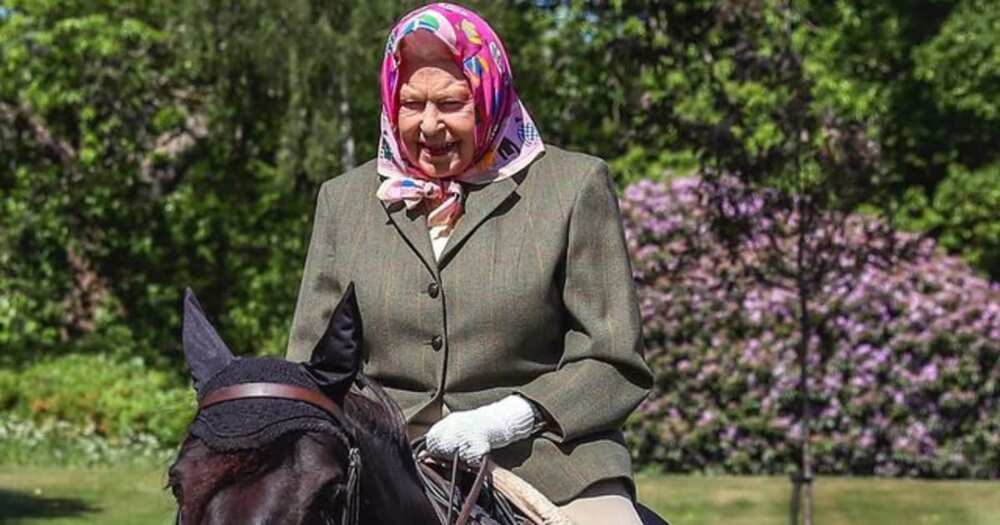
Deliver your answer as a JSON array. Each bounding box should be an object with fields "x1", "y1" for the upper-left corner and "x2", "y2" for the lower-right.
[{"x1": 425, "y1": 395, "x2": 537, "y2": 465}]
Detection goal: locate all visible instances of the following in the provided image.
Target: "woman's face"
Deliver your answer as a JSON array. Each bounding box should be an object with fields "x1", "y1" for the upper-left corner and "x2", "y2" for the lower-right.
[{"x1": 397, "y1": 33, "x2": 476, "y2": 179}]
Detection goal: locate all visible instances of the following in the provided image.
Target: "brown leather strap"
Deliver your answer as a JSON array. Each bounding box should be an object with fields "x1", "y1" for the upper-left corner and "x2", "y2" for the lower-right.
[
  {"x1": 416, "y1": 454, "x2": 503, "y2": 525},
  {"x1": 198, "y1": 382, "x2": 347, "y2": 421},
  {"x1": 454, "y1": 457, "x2": 492, "y2": 525}
]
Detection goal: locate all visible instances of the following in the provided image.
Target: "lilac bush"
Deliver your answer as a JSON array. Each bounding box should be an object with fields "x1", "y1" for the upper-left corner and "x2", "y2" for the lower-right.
[{"x1": 621, "y1": 178, "x2": 1000, "y2": 478}]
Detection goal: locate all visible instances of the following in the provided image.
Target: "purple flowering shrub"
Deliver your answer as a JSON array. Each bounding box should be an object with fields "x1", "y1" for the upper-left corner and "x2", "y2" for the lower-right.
[{"x1": 621, "y1": 178, "x2": 1000, "y2": 478}]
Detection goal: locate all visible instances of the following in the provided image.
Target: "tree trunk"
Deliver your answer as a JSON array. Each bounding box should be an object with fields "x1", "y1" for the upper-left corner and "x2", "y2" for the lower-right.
[
  {"x1": 798, "y1": 301, "x2": 814, "y2": 525},
  {"x1": 791, "y1": 198, "x2": 815, "y2": 525},
  {"x1": 789, "y1": 474, "x2": 801, "y2": 525}
]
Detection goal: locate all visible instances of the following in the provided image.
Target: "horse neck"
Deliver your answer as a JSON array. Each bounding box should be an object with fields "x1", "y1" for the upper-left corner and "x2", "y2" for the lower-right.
[{"x1": 354, "y1": 432, "x2": 440, "y2": 525}]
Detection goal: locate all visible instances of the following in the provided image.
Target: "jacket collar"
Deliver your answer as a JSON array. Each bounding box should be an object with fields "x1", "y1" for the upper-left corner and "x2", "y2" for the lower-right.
[
  {"x1": 378, "y1": 172, "x2": 524, "y2": 274},
  {"x1": 380, "y1": 199, "x2": 439, "y2": 278}
]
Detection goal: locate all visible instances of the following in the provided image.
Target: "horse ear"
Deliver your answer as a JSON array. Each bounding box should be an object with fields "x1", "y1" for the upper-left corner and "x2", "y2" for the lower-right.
[
  {"x1": 306, "y1": 282, "x2": 363, "y2": 399},
  {"x1": 182, "y1": 288, "x2": 235, "y2": 390}
]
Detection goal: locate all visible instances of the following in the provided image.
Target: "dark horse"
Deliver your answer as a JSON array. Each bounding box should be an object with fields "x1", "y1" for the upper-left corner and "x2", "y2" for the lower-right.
[
  {"x1": 169, "y1": 284, "x2": 443, "y2": 524},
  {"x1": 168, "y1": 285, "x2": 668, "y2": 524}
]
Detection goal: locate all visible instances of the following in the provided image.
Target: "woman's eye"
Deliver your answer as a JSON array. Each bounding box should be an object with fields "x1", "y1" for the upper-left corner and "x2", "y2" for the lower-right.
[
  {"x1": 439, "y1": 100, "x2": 465, "y2": 112},
  {"x1": 401, "y1": 100, "x2": 424, "y2": 111}
]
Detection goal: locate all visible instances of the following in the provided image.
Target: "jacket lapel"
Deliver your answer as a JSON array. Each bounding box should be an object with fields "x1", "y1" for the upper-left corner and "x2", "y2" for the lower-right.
[
  {"x1": 438, "y1": 175, "x2": 521, "y2": 269},
  {"x1": 381, "y1": 200, "x2": 439, "y2": 278}
]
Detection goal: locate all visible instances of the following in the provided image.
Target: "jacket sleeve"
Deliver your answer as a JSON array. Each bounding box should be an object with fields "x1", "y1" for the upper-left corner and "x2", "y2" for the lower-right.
[
  {"x1": 516, "y1": 161, "x2": 653, "y2": 443},
  {"x1": 286, "y1": 182, "x2": 341, "y2": 363}
]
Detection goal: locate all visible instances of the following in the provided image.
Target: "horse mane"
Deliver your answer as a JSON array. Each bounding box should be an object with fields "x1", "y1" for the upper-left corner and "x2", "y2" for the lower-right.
[{"x1": 347, "y1": 372, "x2": 410, "y2": 449}]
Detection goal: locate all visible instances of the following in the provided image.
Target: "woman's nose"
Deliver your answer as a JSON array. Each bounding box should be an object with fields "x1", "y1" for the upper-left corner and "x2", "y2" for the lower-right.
[{"x1": 419, "y1": 104, "x2": 445, "y2": 137}]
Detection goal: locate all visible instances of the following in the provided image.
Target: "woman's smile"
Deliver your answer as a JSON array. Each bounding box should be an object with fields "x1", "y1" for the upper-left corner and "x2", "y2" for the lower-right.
[{"x1": 420, "y1": 140, "x2": 459, "y2": 159}]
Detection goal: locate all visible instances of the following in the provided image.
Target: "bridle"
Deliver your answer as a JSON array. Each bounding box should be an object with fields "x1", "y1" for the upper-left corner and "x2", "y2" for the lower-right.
[
  {"x1": 175, "y1": 382, "x2": 363, "y2": 525},
  {"x1": 175, "y1": 381, "x2": 496, "y2": 525}
]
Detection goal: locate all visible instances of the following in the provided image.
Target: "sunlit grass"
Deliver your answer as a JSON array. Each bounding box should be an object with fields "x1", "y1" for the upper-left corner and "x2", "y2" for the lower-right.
[
  {"x1": 637, "y1": 474, "x2": 1000, "y2": 525},
  {"x1": 1, "y1": 466, "x2": 998, "y2": 524},
  {"x1": 0, "y1": 466, "x2": 175, "y2": 525}
]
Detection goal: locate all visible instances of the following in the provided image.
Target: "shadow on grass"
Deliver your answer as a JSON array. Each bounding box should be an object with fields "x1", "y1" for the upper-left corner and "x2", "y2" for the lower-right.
[{"x1": 0, "y1": 488, "x2": 98, "y2": 520}]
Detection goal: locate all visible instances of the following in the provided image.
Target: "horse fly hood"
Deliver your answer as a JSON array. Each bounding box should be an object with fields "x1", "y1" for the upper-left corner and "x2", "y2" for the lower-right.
[{"x1": 182, "y1": 284, "x2": 363, "y2": 451}]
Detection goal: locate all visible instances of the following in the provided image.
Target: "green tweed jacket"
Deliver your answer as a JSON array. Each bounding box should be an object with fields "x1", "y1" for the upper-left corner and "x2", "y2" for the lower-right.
[{"x1": 286, "y1": 145, "x2": 653, "y2": 504}]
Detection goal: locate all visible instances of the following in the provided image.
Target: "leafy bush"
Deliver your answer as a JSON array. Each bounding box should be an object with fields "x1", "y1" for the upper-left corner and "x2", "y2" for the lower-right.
[
  {"x1": 897, "y1": 163, "x2": 1000, "y2": 280},
  {"x1": 0, "y1": 354, "x2": 194, "y2": 448},
  {"x1": 621, "y1": 178, "x2": 1000, "y2": 478},
  {"x1": 0, "y1": 413, "x2": 174, "y2": 467}
]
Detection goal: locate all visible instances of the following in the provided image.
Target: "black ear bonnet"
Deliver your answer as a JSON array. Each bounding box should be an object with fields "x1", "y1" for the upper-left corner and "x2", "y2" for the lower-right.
[
  {"x1": 182, "y1": 285, "x2": 363, "y2": 451},
  {"x1": 190, "y1": 358, "x2": 341, "y2": 451}
]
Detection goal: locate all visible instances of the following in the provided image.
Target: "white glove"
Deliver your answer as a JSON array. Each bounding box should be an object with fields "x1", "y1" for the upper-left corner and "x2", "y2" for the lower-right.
[{"x1": 425, "y1": 395, "x2": 537, "y2": 465}]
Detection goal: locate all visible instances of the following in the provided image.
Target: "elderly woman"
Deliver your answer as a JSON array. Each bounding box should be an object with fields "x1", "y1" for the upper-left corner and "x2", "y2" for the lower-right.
[{"x1": 286, "y1": 4, "x2": 652, "y2": 524}]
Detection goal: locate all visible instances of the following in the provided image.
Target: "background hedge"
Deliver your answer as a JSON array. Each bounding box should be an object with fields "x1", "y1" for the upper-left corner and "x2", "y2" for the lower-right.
[{"x1": 623, "y1": 178, "x2": 1000, "y2": 477}]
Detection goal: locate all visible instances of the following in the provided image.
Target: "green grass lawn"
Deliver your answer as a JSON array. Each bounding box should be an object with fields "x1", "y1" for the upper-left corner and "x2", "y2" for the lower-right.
[
  {"x1": 637, "y1": 474, "x2": 1000, "y2": 525},
  {"x1": 1, "y1": 466, "x2": 998, "y2": 524},
  {"x1": 0, "y1": 466, "x2": 175, "y2": 525}
]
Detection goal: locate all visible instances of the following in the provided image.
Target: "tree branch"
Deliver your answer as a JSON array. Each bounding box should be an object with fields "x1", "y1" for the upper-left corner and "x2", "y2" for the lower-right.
[
  {"x1": 138, "y1": 112, "x2": 210, "y2": 199},
  {"x1": 0, "y1": 99, "x2": 80, "y2": 180}
]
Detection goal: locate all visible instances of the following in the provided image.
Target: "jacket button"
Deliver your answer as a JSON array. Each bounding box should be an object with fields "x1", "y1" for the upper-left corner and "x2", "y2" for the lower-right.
[
  {"x1": 430, "y1": 335, "x2": 443, "y2": 351},
  {"x1": 427, "y1": 282, "x2": 440, "y2": 298}
]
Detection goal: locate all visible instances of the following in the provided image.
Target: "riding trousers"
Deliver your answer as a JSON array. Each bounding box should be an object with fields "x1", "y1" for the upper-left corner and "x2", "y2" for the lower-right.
[{"x1": 408, "y1": 400, "x2": 644, "y2": 525}]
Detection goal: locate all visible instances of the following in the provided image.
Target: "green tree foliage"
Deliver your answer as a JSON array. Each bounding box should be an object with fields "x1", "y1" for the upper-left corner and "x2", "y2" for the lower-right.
[
  {"x1": 0, "y1": 0, "x2": 996, "y2": 448},
  {"x1": 1, "y1": 0, "x2": 186, "y2": 363},
  {"x1": 898, "y1": 163, "x2": 1000, "y2": 277},
  {"x1": 0, "y1": 0, "x2": 422, "y2": 365},
  {"x1": 803, "y1": 0, "x2": 1000, "y2": 277}
]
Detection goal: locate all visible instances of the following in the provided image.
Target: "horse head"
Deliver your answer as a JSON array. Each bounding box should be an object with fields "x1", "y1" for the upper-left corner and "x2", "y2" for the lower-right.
[{"x1": 168, "y1": 284, "x2": 438, "y2": 525}]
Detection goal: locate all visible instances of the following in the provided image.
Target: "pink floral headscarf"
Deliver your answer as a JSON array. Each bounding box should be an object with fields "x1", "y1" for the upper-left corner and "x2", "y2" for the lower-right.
[{"x1": 375, "y1": 3, "x2": 545, "y2": 237}]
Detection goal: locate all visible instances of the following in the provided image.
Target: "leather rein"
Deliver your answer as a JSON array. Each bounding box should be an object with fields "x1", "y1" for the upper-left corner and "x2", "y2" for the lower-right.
[{"x1": 183, "y1": 381, "x2": 489, "y2": 525}]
